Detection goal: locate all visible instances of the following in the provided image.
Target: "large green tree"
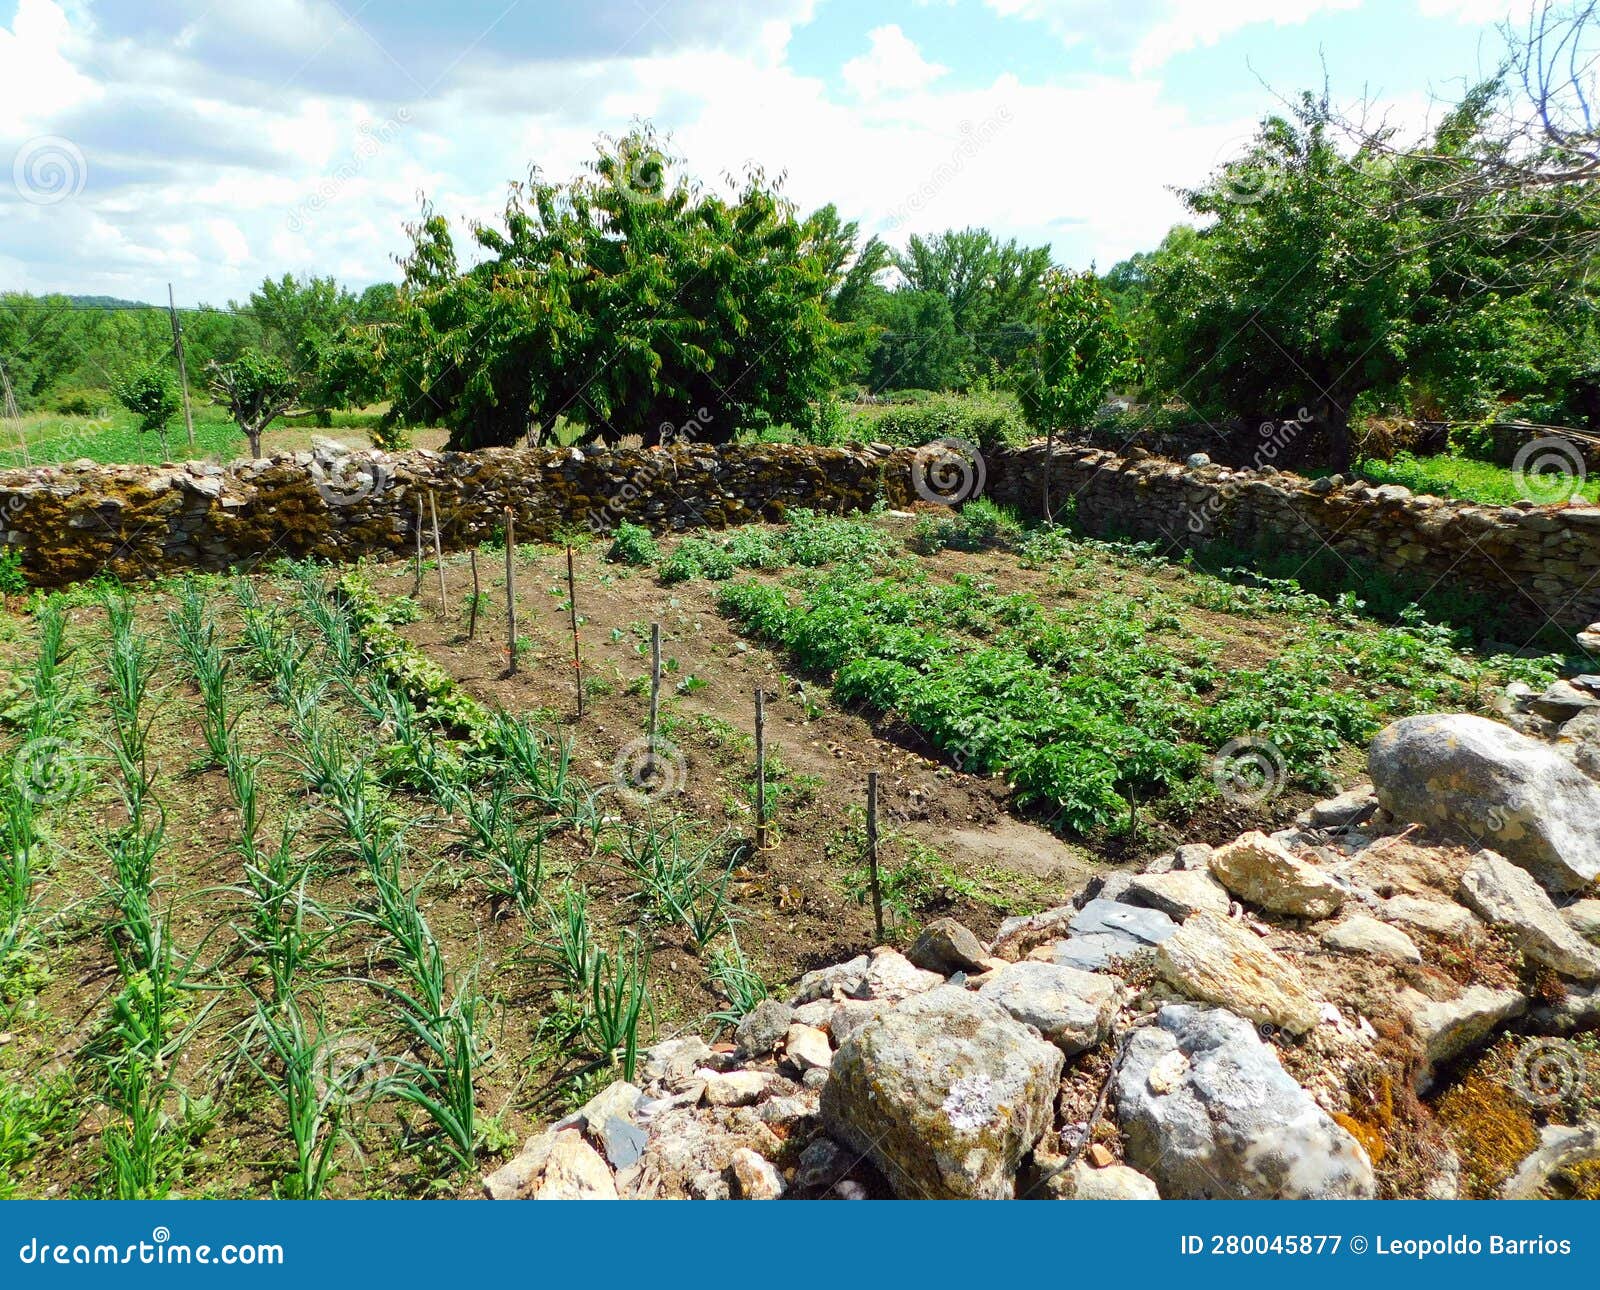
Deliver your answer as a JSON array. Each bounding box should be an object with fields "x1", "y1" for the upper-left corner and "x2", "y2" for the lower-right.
[{"x1": 386, "y1": 128, "x2": 843, "y2": 450}]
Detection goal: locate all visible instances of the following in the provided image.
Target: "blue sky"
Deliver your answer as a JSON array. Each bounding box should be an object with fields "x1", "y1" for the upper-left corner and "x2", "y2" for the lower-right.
[{"x1": 0, "y1": 0, "x2": 1521, "y2": 304}]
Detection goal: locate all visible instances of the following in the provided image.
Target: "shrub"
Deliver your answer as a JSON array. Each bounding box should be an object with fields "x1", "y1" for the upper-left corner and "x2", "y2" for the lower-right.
[
  {"x1": 845, "y1": 391, "x2": 1029, "y2": 447},
  {"x1": 606, "y1": 522, "x2": 661, "y2": 567},
  {"x1": 0, "y1": 550, "x2": 25, "y2": 596}
]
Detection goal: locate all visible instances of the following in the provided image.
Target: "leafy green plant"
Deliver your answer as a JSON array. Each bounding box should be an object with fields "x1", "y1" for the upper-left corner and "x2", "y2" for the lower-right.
[{"x1": 606, "y1": 522, "x2": 661, "y2": 566}]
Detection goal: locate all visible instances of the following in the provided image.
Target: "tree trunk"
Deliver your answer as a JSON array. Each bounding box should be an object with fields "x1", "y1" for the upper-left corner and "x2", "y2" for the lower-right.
[
  {"x1": 248, "y1": 425, "x2": 263, "y2": 458},
  {"x1": 1322, "y1": 400, "x2": 1351, "y2": 474}
]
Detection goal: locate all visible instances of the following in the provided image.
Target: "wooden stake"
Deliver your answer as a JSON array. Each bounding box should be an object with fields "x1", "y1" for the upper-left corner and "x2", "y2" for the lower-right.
[
  {"x1": 411, "y1": 498, "x2": 424, "y2": 598},
  {"x1": 168, "y1": 283, "x2": 196, "y2": 450},
  {"x1": 504, "y1": 509, "x2": 518, "y2": 675},
  {"x1": 1043, "y1": 425, "x2": 1054, "y2": 523},
  {"x1": 866, "y1": 771, "x2": 884, "y2": 943},
  {"x1": 647, "y1": 623, "x2": 661, "y2": 748},
  {"x1": 566, "y1": 543, "x2": 583, "y2": 718},
  {"x1": 429, "y1": 491, "x2": 447, "y2": 615},
  {"x1": 468, "y1": 548, "x2": 480, "y2": 641},
  {"x1": 754, "y1": 687, "x2": 768, "y2": 852}
]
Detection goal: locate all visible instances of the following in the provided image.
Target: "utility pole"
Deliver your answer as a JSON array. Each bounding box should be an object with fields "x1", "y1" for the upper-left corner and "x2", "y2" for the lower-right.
[{"x1": 168, "y1": 284, "x2": 196, "y2": 451}]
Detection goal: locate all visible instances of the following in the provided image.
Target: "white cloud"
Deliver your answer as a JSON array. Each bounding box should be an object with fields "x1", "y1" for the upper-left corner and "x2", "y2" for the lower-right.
[
  {"x1": 0, "y1": 0, "x2": 99, "y2": 126},
  {"x1": 983, "y1": 0, "x2": 1365, "y2": 72},
  {"x1": 842, "y1": 24, "x2": 949, "y2": 98}
]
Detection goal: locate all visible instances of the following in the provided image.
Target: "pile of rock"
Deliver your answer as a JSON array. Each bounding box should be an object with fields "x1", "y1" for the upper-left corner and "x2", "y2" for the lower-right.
[{"x1": 485, "y1": 706, "x2": 1600, "y2": 1201}]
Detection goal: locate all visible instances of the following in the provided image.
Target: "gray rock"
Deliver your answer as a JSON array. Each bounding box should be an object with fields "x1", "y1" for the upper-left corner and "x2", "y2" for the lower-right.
[
  {"x1": 1208, "y1": 831, "x2": 1345, "y2": 919},
  {"x1": 640, "y1": 1037, "x2": 713, "y2": 1091},
  {"x1": 534, "y1": 1131, "x2": 619, "y2": 1200},
  {"x1": 1125, "y1": 869, "x2": 1231, "y2": 920},
  {"x1": 728, "y1": 1148, "x2": 785, "y2": 1199},
  {"x1": 991, "y1": 905, "x2": 1077, "y2": 960},
  {"x1": 1369, "y1": 713, "x2": 1600, "y2": 893},
  {"x1": 1321, "y1": 913, "x2": 1422, "y2": 963},
  {"x1": 1556, "y1": 709, "x2": 1600, "y2": 780},
  {"x1": 783, "y1": 1023, "x2": 833, "y2": 1072},
  {"x1": 1530, "y1": 679, "x2": 1600, "y2": 721},
  {"x1": 1049, "y1": 933, "x2": 1149, "y2": 972},
  {"x1": 908, "y1": 918, "x2": 989, "y2": 975},
  {"x1": 1503, "y1": 1124, "x2": 1600, "y2": 1199},
  {"x1": 821, "y1": 986, "x2": 1064, "y2": 1199},
  {"x1": 1458, "y1": 849, "x2": 1600, "y2": 980},
  {"x1": 1562, "y1": 898, "x2": 1600, "y2": 942},
  {"x1": 858, "y1": 947, "x2": 944, "y2": 1002},
  {"x1": 735, "y1": 999, "x2": 795, "y2": 1058},
  {"x1": 977, "y1": 960, "x2": 1122, "y2": 1054},
  {"x1": 599, "y1": 1115, "x2": 647, "y2": 1170},
  {"x1": 1058, "y1": 1160, "x2": 1160, "y2": 1200},
  {"x1": 700, "y1": 1070, "x2": 771, "y2": 1107},
  {"x1": 1404, "y1": 985, "x2": 1528, "y2": 1091},
  {"x1": 791, "y1": 954, "x2": 870, "y2": 1005},
  {"x1": 1071, "y1": 898, "x2": 1178, "y2": 945},
  {"x1": 1306, "y1": 787, "x2": 1379, "y2": 830},
  {"x1": 1155, "y1": 910, "x2": 1322, "y2": 1035},
  {"x1": 1115, "y1": 1005, "x2": 1376, "y2": 1198},
  {"x1": 1173, "y1": 843, "x2": 1215, "y2": 871},
  {"x1": 1528, "y1": 982, "x2": 1600, "y2": 1034},
  {"x1": 1378, "y1": 893, "x2": 1480, "y2": 939},
  {"x1": 1078, "y1": 871, "x2": 1137, "y2": 906},
  {"x1": 794, "y1": 1137, "x2": 852, "y2": 1191}
]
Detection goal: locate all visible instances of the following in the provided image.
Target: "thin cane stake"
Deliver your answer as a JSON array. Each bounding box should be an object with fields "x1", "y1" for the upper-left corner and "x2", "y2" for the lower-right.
[
  {"x1": 411, "y1": 498, "x2": 424, "y2": 598},
  {"x1": 754, "y1": 688, "x2": 768, "y2": 851},
  {"x1": 866, "y1": 771, "x2": 884, "y2": 943},
  {"x1": 504, "y1": 509, "x2": 518, "y2": 675},
  {"x1": 567, "y1": 543, "x2": 583, "y2": 718}
]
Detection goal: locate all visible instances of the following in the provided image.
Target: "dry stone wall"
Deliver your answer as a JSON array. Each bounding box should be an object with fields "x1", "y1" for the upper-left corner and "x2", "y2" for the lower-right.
[
  {"x1": 985, "y1": 443, "x2": 1600, "y2": 633},
  {"x1": 3, "y1": 437, "x2": 1598, "y2": 632},
  {"x1": 0, "y1": 441, "x2": 918, "y2": 587}
]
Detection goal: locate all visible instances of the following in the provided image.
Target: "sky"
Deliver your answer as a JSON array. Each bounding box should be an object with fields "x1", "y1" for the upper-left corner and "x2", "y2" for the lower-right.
[{"x1": 0, "y1": 0, "x2": 1524, "y2": 306}]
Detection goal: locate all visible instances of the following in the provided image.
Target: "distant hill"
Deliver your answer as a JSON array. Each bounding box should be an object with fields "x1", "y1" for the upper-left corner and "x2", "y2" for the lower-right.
[{"x1": 66, "y1": 295, "x2": 160, "y2": 310}]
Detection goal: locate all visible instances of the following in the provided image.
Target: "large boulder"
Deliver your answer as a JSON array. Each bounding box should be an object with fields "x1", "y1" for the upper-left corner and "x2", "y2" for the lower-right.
[
  {"x1": 1458, "y1": 849, "x2": 1600, "y2": 980},
  {"x1": 1114, "y1": 1005, "x2": 1376, "y2": 1199},
  {"x1": 977, "y1": 960, "x2": 1122, "y2": 1054},
  {"x1": 908, "y1": 918, "x2": 989, "y2": 976},
  {"x1": 821, "y1": 986, "x2": 1064, "y2": 1199},
  {"x1": 1155, "y1": 910, "x2": 1322, "y2": 1035},
  {"x1": 1369, "y1": 714, "x2": 1600, "y2": 892},
  {"x1": 1208, "y1": 831, "x2": 1344, "y2": 919},
  {"x1": 1125, "y1": 869, "x2": 1231, "y2": 920}
]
